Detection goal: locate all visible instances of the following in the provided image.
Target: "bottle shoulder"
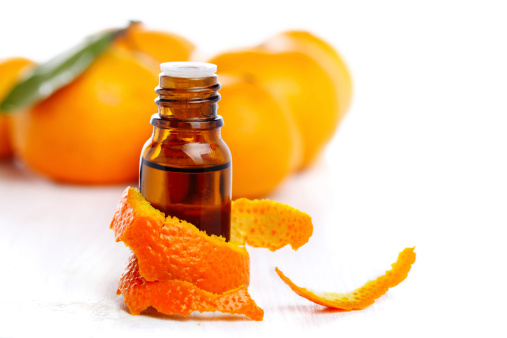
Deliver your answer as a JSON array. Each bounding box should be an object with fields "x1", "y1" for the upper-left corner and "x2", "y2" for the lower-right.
[{"x1": 142, "y1": 136, "x2": 231, "y2": 168}]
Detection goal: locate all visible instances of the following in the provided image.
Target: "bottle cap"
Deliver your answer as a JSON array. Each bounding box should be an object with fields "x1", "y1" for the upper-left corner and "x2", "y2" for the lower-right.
[{"x1": 160, "y1": 62, "x2": 217, "y2": 78}]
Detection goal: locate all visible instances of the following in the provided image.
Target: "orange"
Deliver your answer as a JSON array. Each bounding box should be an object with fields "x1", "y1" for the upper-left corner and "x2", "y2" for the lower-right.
[
  {"x1": 209, "y1": 31, "x2": 351, "y2": 172},
  {"x1": 261, "y1": 32, "x2": 353, "y2": 168},
  {"x1": 210, "y1": 50, "x2": 335, "y2": 171},
  {"x1": 121, "y1": 22, "x2": 195, "y2": 65},
  {"x1": 0, "y1": 58, "x2": 34, "y2": 158},
  {"x1": 276, "y1": 247, "x2": 416, "y2": 310},
  {"x1": 118, "y1": 254, "x2": 264, "y2": 320},
  {"x1": 9, "y1": 44, "x2": 157, "y2": 183},
  {"x1": 261, "y1": 31, "x2": 353, "y2": 125},
  {"x1": 8, "y1": 26, "x2": 194, "y2": 183},
  {"x1": 218, "y1": 75, "x2": 301, "y2": 198}
]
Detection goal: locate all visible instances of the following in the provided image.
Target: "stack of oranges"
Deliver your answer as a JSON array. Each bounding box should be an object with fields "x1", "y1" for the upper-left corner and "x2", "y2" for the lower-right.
[{"x1": 0, "y1": 23, "x2": 352, "y2": 198}]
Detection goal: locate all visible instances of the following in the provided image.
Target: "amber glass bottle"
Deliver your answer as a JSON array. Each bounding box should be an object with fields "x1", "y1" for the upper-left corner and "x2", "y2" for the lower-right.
[{"x1": 139, "y1": 62, "x2": 232, "y2": 241}]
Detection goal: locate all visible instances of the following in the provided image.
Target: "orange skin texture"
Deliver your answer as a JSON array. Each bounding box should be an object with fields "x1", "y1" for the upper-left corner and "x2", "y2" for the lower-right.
[
  {"x1": 209, "y1": 45, "x2": 339, "y2": 170},
  {"x1": 0, "y1": 58, "x2": 34, "y2": 158},
  {"x1": 218, "y1": 75, "x2": 301, "y2": 198},
  {"x1": 110, "y1": 186, "x2": 166, "y2": 240},
  {"x1": 231, "y1": 198, "x2": 313, "y2": 251},
  {"x1": 110, "y1": 187, "x2": 250, "y2": 294},
  {"x1": 275, "y1": 247, "x2": 416, "y2": 310},
  {"x1": 117, "y1": 255, "x2": 264, "y2": 321}
]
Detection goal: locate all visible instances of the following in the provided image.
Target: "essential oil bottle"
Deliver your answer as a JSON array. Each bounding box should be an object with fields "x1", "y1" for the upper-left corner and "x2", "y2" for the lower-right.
[{"x1": 139, "y1": 62, "x2": 232, "y2": 240}]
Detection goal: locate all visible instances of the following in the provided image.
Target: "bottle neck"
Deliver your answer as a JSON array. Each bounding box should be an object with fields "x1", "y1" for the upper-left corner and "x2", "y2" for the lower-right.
[
  {"x1": 155, "y1": 74, "x2": 221, "y2": 120},
  {"x1": 152, "y1": 127, "x2": 223, "y2": 144}
]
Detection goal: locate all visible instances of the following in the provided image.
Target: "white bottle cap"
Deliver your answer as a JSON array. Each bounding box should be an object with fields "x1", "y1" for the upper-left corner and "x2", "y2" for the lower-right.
[{"x1": 160, "y1": 62, "x2": 217, "y2": 78}]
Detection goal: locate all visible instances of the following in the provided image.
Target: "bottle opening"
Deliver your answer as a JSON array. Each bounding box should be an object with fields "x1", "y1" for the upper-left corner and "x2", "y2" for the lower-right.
[{"x1": 160, "y1": 62, "x2": 217, "y2": 78}]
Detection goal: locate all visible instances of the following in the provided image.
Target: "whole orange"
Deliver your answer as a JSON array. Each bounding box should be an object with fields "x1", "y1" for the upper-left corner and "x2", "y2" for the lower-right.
[
  {"x1": 261, "y1": 31, "x2": 353, "y2": 122},
  {"x1": 210, "y1": 50, "x2": 336, "y2": 173},
  {"x1": 120, "y1": 22, "x2": 195, "y2": 65},
  {"x1": 210, "y1": 31, "x2": 351, "y2": 170},
  {"x1": 0, "y1": 58, "x2": 34, "y2": 158},
  {"x1": 8, "y1": 27, "x2": 194, "y2": 184}
]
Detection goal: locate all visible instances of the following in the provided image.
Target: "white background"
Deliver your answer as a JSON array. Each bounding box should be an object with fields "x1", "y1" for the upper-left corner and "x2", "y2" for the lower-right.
[{"x1": 1, "y1": 0, "x2": 506, "y2": 337}]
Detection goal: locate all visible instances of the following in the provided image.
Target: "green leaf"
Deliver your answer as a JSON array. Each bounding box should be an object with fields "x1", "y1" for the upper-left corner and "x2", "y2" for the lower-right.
[{"x1": 0, "y1": 27, "x2": 126, "y2": 113}]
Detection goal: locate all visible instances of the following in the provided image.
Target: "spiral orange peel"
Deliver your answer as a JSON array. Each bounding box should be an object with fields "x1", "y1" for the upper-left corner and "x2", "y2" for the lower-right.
[
  {"x1": 110, "y1": 187, "x2": 250, "y2": 294},
  {"x1": 117, "y1": 255, "x2": 264, "y2": 321},
  {"x1": 275, "y1": 247, "x2": 416, "y2": 310},
  {"x1": 111, "y1": 187, "x2": 314, "y2": 320},
  {"x1": 231, "y1": 198, "x2": 313, "y2": 251}
]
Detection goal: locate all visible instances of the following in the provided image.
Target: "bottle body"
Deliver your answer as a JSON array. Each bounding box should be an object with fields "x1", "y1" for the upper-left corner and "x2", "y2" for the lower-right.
[{"x1": 139, "y1": 63, "x2": 232, "y2": 240}]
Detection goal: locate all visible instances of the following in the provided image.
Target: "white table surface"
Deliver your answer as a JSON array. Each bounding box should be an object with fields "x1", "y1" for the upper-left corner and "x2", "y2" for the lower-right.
[{"x1": 1, "y1": 130, "x2": 505, "y2": 337}]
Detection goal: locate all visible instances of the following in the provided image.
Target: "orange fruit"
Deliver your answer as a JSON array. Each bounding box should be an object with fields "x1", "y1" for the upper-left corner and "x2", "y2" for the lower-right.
[
  {"x1": 118, "y1": 254, "x2": 264, "y2": 320},
  {"x1": 8, "y1": 26, "x2": 194, "y2": 183},
  {"x1": 209, "y1": 31, "x2": 350, "y2": 171},
  {"x1": 261, "y1": 31, "x2": 352, "y2": 168},
  {"x1": 218, "y1": 75, "x2": 301, "y2": 198},
  {"x1": 120, "y1": 22, "x2": 195, "y2": 64},
  {"x1": 276, "y1": 247, "x2": 416, "y2": 310},
  {"x1": 261, "y1": 31, "x2": 353, "y2": 124},
  {"x1": 9, "y1": 44, "x2": 157, "y2": 183},
  {"x1": 0, "y1": 58, "x2": 34, "y2": 158}
]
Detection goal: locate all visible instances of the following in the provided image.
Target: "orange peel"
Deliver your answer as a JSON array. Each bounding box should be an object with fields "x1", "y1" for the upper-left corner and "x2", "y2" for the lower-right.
[
  {"x1": 110, "y1": 187, "x2": 316, "y2": 319},
  {"x1": 275, "y1": 247, "x2": 416, "y2": 310},
  {"x1": 231, "y1": 198, "x2": 313, "y2": 251},
  {"x1": 110, "y1": 187, "x2": 250, "y2": 294},
  {"x1": 118, "y1": 255, "x2": 264, "y2": 321}
]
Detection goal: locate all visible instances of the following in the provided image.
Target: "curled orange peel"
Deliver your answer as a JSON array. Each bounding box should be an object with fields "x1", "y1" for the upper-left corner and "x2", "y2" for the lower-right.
[
  {"x1": 231, "y1": 198, "x2": 313, "y2": 251},
  {"x1": 275, "y1": 247, "x2": 416, "y2": 310},
  {"x1": 110, "y1": 187, "x2": 315, "y2": 320},
  {"x1": 118, "y1": 255, "x2": 264, "y2": 321},
  {"x1": 110, "y1": 187, "x2": 250, "y2": 294}
]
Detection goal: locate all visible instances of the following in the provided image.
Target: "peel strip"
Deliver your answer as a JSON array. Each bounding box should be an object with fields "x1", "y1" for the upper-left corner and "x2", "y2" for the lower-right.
[
  {"x1": 118, "y1": 255, "x2": 264, "y2": 321},
  {"x1": 275, "y1": 247, "x2": 416, "y2": 310},
  {"x1": 231, "y1": 198, "x2": 313, "y2": 251},
  {"x1": 110, "y1": 187, "x2": 250, "y2": 294}
]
